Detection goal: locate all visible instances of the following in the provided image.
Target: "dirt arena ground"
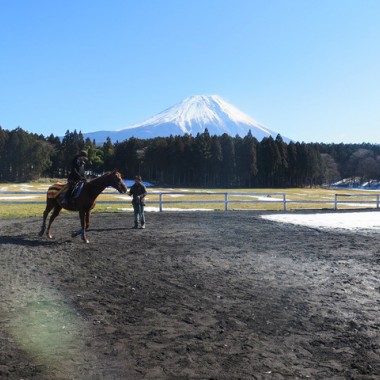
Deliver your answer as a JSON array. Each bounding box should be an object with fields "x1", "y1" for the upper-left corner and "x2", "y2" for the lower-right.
[{"x1": 1, "y1": 211, "x2": 380, "y2": 379}]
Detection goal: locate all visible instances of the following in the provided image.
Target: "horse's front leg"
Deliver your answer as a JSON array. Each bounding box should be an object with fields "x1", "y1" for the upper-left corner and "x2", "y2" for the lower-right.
[
  {"x1": 72, "y1": 211, "x2": 91, "y2": 242},
  {"x1": 79, "y1": 210, "x2": 89, "y2": 243}
]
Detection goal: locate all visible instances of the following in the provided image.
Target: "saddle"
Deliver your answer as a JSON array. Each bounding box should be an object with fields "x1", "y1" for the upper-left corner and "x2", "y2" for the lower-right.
[
  {"x1": 47, "y1": 183, "x2": 68, "y2": 199},
  {"x1": 47, "y1": 181, "x2": 85, "y2": 204},
  {"x1": 70, "y1": 181, "x2": 85, "y2": 198}
]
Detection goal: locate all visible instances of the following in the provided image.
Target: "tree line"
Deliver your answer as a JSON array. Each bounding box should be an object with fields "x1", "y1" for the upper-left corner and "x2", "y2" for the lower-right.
[{"x1": 1, "y1": 126, "x2": 380, "y2": 187}]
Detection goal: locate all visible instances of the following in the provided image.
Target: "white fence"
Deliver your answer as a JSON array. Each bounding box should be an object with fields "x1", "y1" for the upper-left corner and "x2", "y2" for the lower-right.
[
  {"x1": 333, "y1": 193, "x2": 380, "y2": 210},
  {"x1": 152, "y1": 192, "x2": 380, "y2": 211},
  {"x1": 154, "y1": 192, "x2": 288, "y2": 211},
  {"x1": 2, "y1": 190, "x2": 380, "y2": 211}
]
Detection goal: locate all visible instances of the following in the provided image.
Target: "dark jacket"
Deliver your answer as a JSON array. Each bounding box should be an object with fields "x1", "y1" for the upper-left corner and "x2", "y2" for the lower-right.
[
  {"x1": 129, "y1": 183, "x2": 147, "y2": 205},
  {"x1": 68, "y1": 154, "x2": 87, "y2": 181}
]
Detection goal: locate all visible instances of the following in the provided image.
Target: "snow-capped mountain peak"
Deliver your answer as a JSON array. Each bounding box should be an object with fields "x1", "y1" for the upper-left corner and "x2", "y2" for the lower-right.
[
  {"x1": 83, "y1": 95, "x2": 290, "y2": 143},
  {"x1": 120, "y1": 95, "x2": 274, "y2": 137}
]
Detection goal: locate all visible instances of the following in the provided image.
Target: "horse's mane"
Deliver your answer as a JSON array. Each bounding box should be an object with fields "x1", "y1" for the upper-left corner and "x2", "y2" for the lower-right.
[{"x1": 89, "y1": 169, "x2": 120, "y2": 183}]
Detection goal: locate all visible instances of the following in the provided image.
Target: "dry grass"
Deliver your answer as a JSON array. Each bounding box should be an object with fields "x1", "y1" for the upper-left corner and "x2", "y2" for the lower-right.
[{"x1": 1, "y1": 182, "x2": 379, "y2": 218}]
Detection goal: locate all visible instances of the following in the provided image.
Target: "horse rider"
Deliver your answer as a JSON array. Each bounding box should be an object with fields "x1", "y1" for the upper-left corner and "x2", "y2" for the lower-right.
[{"x1": 62, "y1": 150, "x2": 88, "y2": 206}]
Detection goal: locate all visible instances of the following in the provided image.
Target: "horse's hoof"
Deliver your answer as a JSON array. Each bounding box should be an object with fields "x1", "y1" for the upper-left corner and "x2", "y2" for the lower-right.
[
  {"x1": 38, "y1": 226, "x2": 46, "y2": 237},
  {"x1": 47, "y1": 233, "x2": 53, "y2": 239},
  {"x1": 72, "y1": 229, "x2": 82, "y2": 238}
]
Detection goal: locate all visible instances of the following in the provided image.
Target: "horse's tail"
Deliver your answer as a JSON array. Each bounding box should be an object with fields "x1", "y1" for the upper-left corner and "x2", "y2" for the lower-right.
[{"x1": 47, "y1": 183, "x2": 68, "y2": 199}]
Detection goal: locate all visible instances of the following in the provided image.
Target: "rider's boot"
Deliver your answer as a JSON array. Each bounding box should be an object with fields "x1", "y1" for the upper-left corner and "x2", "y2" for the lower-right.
[
  {"x1": 61, "y1": 193, "x2": 69, "y2": 207},
  {"x1": 61, "y1": 184, "x2": 73, "y2": 207}
]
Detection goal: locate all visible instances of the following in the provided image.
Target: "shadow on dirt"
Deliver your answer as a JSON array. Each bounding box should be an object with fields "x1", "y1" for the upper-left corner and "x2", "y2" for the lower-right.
[
  {"x1": 0, "y1": 235, "x2": 59, "y2": 246},
  {"x1": 86, "y1": 227, "x2": 130, "y2": 232}
]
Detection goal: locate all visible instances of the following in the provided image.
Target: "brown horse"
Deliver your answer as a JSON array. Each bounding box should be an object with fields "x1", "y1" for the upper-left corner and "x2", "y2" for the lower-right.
[{"x1": 39, "y1": 170, "x2": 127, "y2": 243}]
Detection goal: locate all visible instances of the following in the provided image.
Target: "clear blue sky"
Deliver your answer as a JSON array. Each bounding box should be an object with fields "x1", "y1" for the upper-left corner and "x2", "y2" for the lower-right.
[{"x1": 1, "y1": 0, "x2": 379, "y2": 143}]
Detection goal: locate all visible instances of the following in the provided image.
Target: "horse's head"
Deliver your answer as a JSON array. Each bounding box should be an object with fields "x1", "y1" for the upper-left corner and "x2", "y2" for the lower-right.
[{"x1": 110, "y1": 170, "x2": 128, "y2": 194}]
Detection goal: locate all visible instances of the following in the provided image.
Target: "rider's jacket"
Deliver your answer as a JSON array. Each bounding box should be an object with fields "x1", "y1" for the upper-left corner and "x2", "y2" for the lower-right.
[{"x1": 68, "y1": 155, "x2": 86, "y2": 182}]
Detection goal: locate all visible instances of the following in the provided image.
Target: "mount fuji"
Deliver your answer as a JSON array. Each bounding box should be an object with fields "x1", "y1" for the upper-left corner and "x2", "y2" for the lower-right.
[{"x1": 83, "y1": 95, "x2": 291, "y2": 143}]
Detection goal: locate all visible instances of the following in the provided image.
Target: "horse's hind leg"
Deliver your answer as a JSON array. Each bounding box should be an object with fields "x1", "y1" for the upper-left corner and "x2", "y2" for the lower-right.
[
  {"x1": 46, "y1": 205, "x2": 62, "y2": 239},
  {"x1": 39, "y1": 200, "x2": 54, "y2": 236},
  {"x1": 85, "y1": 210, "x2": 91, "y2": 231}
]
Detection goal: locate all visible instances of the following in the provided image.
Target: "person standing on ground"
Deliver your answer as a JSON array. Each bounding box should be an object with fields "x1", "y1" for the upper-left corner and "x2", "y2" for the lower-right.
[{"x1": 128, "y1": 175, "x2": 148, "y2": 229}]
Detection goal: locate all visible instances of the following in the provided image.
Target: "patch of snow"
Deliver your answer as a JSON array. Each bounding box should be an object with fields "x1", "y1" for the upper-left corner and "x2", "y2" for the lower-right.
[
  {"x1": 261, "y1": 211, "x2": 380, "y2": 231},
  {"x1": 0, "y1": 196, "x2": 39, "y2": 200},
  {"x1": 340, "y1": 203, "x2": 377, "y2": 208},
  {"x1": 117, "y1": 206, "x2": 213, "y2": 212},
  {"x1": 250, "y1": 196, "x2": 282, "y2": 202}
]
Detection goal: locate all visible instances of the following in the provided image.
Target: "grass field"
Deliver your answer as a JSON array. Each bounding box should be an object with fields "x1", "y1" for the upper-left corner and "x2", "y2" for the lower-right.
[{"x1": 1, "y1": 182, "x2": 380, "y2": 218}]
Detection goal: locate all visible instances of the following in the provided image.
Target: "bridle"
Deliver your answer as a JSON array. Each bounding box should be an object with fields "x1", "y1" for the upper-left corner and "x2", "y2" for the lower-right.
[{"x1": 111, "y1": 172, "x2": 127, "y2": 193}]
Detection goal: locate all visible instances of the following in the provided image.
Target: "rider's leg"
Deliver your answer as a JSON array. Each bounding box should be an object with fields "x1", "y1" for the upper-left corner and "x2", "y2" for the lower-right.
[{"x1": 63, "y1": 181, "x2": 75, "y2": 205}]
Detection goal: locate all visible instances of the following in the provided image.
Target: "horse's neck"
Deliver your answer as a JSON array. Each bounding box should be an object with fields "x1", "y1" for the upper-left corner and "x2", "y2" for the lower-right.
[{"x1": 88, "y1": 175, "x2": 111, "y2": 198}]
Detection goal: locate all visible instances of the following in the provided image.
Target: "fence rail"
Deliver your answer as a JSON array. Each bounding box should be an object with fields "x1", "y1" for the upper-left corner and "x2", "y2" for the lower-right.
[
  {"x1": 2, "y1": 190, "x2": 380, "y2": 211},
  {"x1": 333, "y1": 193, "x2": 380, "y2": 210}
]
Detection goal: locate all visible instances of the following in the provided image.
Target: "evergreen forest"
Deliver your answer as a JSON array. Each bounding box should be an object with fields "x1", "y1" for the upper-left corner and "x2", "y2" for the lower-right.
[{"x1": 1, "y1": 126, "x2": 380, "y2": 188}]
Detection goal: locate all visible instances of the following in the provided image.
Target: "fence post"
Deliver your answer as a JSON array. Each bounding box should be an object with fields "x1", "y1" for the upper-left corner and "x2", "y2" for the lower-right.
[
  {"x1": 334, "y1": 194, "x2": 337, "y2": 210},
  {"x1": 159, "y1": 193, "x2": 163, "y2": 212},
  {"x1": 283, "y1": 194, "x2": 287, "y2": 211},
  {"x1": 224, "y1": 193, "x2": 228, "y2": 211}
]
